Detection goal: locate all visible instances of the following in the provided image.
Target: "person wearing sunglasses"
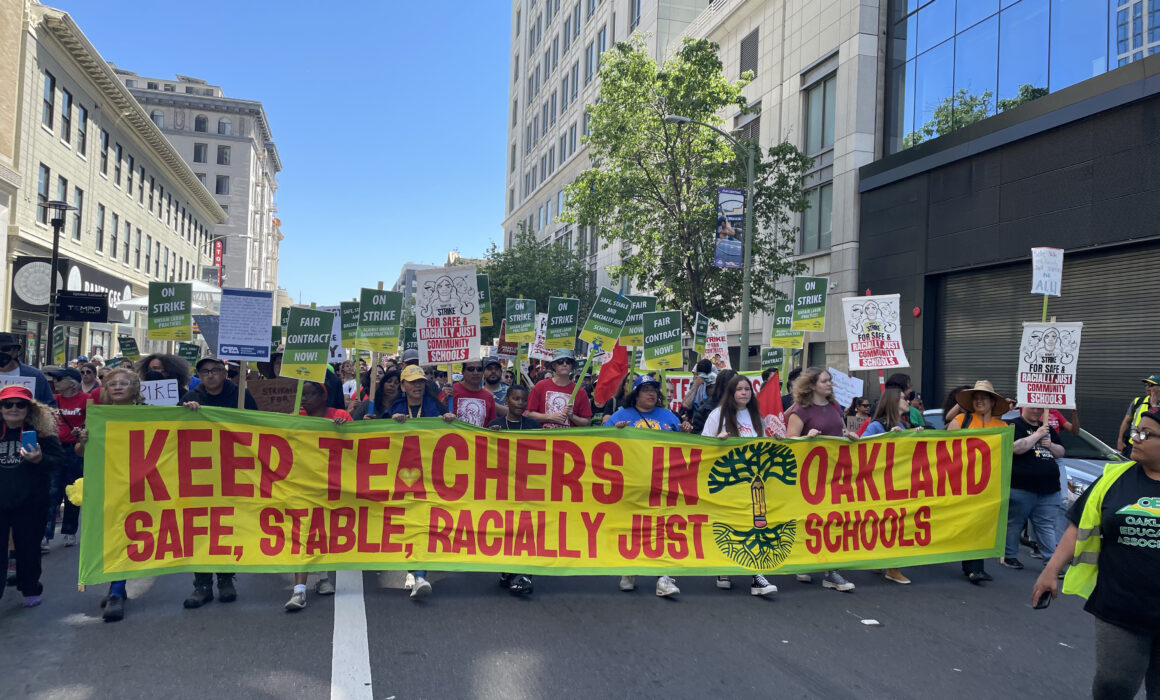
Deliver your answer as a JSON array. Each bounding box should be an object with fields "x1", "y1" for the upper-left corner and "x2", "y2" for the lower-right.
[
  {"x1": 0, "y1": 332, "x2": 55, "y2": 408},
  {"x1": 0, "y1": 385, "x2": 66, "y2": 608},
  {"x1": 451, "y1": 361, "x2": 496, "y2": 427},
  {"x1": 526, "y1": 348, "x2": 593, "y2": 429},
  {"x1": 844, "y1": 397, "x2": 871, "y2": 435},
  {"x1": 78, "y1": 363, "x2": 100, "y2": 394},
  {"x1": 43, "y1": 368, "x2": 90, "y2": 550}
]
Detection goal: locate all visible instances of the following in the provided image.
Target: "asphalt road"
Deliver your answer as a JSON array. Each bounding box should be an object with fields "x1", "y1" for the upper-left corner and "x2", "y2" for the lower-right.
[{"x1": 1, "y1": 540, "x2": 1107, "y2": 699}]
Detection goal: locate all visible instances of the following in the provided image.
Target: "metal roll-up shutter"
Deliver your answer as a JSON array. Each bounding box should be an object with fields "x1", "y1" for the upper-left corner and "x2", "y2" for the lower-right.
[{"x1": 935, "y1": 242, "x2": 1160, "y2": 445}]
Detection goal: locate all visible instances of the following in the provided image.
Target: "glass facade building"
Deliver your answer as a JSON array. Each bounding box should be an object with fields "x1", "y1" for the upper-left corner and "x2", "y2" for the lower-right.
[{"x1": 886, "y1": 0, "x2": 1159, "y2": 154}]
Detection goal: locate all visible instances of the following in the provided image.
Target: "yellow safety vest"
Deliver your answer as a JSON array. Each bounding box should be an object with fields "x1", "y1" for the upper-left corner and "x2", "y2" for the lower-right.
[
  {"x1": 1132, "y1": 397, "x2": 1156, "y2": 431},
  {"x1": 1061, "y1": 461, "x2": 1136, "y2": 599}
]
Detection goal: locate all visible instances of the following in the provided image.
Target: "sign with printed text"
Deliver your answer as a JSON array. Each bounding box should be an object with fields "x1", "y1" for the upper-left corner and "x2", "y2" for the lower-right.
[
  {"x1": 77, "y1": 405, "x2": 1013, "y2": 584},
  {"x1": 0, "y1": 375, "x2": 36, "y2": 392},
  {"x1": 664, "y1": 371, "x2": 764, "y2": 415},
  {"x1": 619, "y1": 295, "x2": 656, "y2": 347},
  {"x1": 770, "y1": 300, "x2": 805, "y2": 349},
  {"x1": 1030, "y1": 247, "x2": 1064, "y2": 297},
  {"x1": 400, "y1": 327, "x2": 418, "y2": 354},
  {"x1": 177, "y1": 343, "x2": 201, "y2": 363},
  {"x1": 529, "y1": 313, "x2": 553, "y2": 361},
  {"x1": 1017, "y1": 322, "x2": 1082, "y2": 409},
  {"x1": 504, "y1": 299, "x2": 536, "y2": 343},
  {"x1": 579, "y1": 287, "x2": 632, "y2": 350},
  {"x1": 340, "y1": 302, "x2": 360, "y2": 346},
  {"x1": 117, "y1": 335, "x2": 141, "y2": 361},
  {"x1": 841, "y1": 294, "x2": 909, "y2": 370},
  {"x1": 147, "y1": 282, "x2": 192, "y2": 341},
  {"x1": 714, "y1": 187, "x2": 744, "y2": 269},
  {"x1": 545, "y1": 297, "x2": 580, "y2": 350},
  {"x1": 52, "y1": 325, "x2": 65, "y2": 365},
  {"x1": 140, "y1": 379, "x2": 180, "y2": 406},
  {"x1": 415, "y1": 265, "x2": 480, "y2": 365},
  {"x1": 642, "y1": 310, "x2": 683, "y2": 370},
  {"x1": 791, "y1": 277, "x2": 828, "y2": 332},
  {"x1": 270, "y1": 326, "x2": 282, "y2": 353},
  {"x1": 496, "y1": 321, "x2": 518, "y2": 361},
  {"x1": 217, "y1": 288, "x2": 274, "y2": 363},
  {"x1": 280, "y1": 307, "x2": 334, "y2": 383},
  {"x1": 703, "y1": 331, "x2": 730, "y2": 370},
  {"x1": 322, "y1": 309, "x2": 347, "y2": 363},
  {"x1": 248, "y1": 377, "x2": 303, "y2": 414},
  {"x1": 693, "y1": 313, "x2": 710, "y2": 355},
  {"x1": 477, "y1": 274, "x2": 493, "y2": 327},
  {"x1": 827, "y1": 367, "x2": 864, "y2": 411},
  {"x1": 761, "y1": 347, "x2": 785, "y2": 372},
  {"x1": 355, "y1": 288, "x2": 403, "y2": 354},
  {"x1": 280, "y1": 307, "x2": 291, "y2": 334}
]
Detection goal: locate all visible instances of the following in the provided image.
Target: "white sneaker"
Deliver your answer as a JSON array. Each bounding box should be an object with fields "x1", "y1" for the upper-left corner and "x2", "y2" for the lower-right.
[
  {"x1": 619, "y1": 575, "x2": 636, "y2": 591},
  {"x1": 40, "y1": 537, "x2": 50, "y2": 554},
  {"x1": 822, "y1": 570, "x2": 855, "y2": 592},
  {"x1": 716, "y1": 576, "x2": 732, "y2": 590},
  {"x1": 62, "y1": 534, "x2": 77, "y2": 547},
  {"x1": 316, "y1": 578, "x2": 335, "y2": 595},
  {"x1": 284, "y1": 589, "x2": 306, "y2": 611},
  {"x1": 410, "y1": 576, "x2": 432, "y2": 599},
  {"x1": 655, "y1": 576, "x2": 680, "y2": 597},
  {"x1": 403, "y1": 572, "x2": 415, "y2": 590},
  {"x1": 750, "y1": 575, "x2": 778, "y2": 596},
  {"x1": 795, "y1": 573, "x2": 812, "y2": 583}
]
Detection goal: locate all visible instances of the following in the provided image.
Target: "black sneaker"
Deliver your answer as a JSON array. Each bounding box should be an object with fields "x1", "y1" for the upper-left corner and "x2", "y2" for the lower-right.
[
  {"x1": 1028, "y1": 545, "x2": 1044, "y2": 560},
  {"x1": 508, "y1": 575, "x2": 533, "y2": 596},
  {"x1": 999, "y1": 557, "x2": 1025, "y2": 570},
  {"x1": 497, "y1": 573, "x2": 512, "y2": 588},
  {"x1": 102, "y1": 595, "x2": 125, "y2": 622},
  {"x1": 183, "y1": 587, "x2": 214, "y2": 608},
  {"x1": 216, "y1": 576, "x2": 237, "y2": 603}
]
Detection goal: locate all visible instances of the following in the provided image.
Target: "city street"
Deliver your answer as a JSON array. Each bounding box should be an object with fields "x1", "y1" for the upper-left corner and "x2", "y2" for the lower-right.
[{"x1": 2, "y1": 539, "x2": 1101, "y2": 699}]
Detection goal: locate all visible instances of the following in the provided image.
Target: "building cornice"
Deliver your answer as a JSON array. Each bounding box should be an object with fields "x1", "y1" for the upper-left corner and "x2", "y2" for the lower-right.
[{"x1": 35, "y1": 6, "x2": 228, "y2": 224}]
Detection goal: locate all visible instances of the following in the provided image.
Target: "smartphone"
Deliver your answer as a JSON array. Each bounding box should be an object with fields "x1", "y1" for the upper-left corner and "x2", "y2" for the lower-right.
[
  {"x1": 1034, "y1": 591, "x2": 1052, "y2": 609},
  {"x1": 21, "y1": 430, "x2": 38, "y2": 452}
]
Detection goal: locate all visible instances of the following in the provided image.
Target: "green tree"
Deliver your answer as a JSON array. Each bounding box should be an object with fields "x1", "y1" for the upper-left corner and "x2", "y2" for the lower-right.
[
  {"x1": 560, "y1": 37, "x2": 811, "y2": 326},
  {"x1": 998, "y1": 83, "x2": 1049, "y2": 113},
  {"x1": 903, "y1": 84, "x2": 1048, "y2": 148},
  {"x1": 480, "y1": 225, "x2": 593, "y2": 344}
]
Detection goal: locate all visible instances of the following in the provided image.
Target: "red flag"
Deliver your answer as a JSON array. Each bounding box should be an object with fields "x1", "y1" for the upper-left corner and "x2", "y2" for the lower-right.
[
  {"x1": 593, "y1": 343, "x2": 628, "y2": 406},
  {"x1": 758, "y1": 370, "x2": 786, "y2": 437}
]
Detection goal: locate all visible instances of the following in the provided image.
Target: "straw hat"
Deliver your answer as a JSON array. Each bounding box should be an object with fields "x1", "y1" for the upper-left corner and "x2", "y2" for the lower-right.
[{"x1": 955, "y1": 380, "x2": 1011, "y2": 416}]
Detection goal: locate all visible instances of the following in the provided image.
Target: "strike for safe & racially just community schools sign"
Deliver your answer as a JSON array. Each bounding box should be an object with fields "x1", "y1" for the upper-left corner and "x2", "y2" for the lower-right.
[{"x1": 77, "y1": 405, "x2": 1013, "y2": 584}]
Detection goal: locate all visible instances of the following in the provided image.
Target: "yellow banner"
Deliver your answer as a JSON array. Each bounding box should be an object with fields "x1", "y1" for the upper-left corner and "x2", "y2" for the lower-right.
[{"x1": 78, "y1": 406, "x2": 1012, "y2": 584}]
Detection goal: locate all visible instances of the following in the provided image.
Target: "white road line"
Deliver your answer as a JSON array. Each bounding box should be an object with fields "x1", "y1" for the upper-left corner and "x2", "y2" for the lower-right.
[{"x1": 331, "y1": 570, "x2": 374, "y2": 700}]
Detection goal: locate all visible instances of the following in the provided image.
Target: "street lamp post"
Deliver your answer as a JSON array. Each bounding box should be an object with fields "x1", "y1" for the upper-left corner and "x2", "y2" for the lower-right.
[
  {"x1": 39, "y1": 200, "x2": 76, "y2": 366},
  {"x1": 664, "y1": 115, "x2": 757, "y2": 370}
]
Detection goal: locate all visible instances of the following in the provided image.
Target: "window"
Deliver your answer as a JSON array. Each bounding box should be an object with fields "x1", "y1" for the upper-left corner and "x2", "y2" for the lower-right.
[
  {"x1": 99, "y1": 130, "x2": 109, "y2": 174},
  {"x1": 564, "y1": 19, "x2": 572, "y2": 51},
  {"x1": 126, "y1": 155, "x2": 135, "y2": 196},
  {"x1": 60, "y1": 89, "x2": 72, "y2": 143},
  {"x1": 145, "y1": 234, "x2": 151, "y2": 272},
  {"x1": 516, "y1": 7, "x2": 521, "y2": 36},
  {"x1": 148, "y1": 177, "x2": 155, "y2": 209},
  {"x1": 37, "y1": 164, "x2": 50, "y2": 223},
  {"x1": 736, "y1": 113, "x2": 760, "y2": 143},
  {"x1": 804, "y1": 74, "x2": 837, "y2": 154},
  {"x1": 216, "y1": 175, "x2": 230, "y2": 195},
  {"x1": 512, "y1": 98, "x2": 519, "y2": 126},
  {"x1": 123, "y1": 221, "x2": 131, "y2": 263},
  {"x1": 42, "y1": 71, "x2": 54, "y2": 128},
  {"x1": 150, "y1": 110, "x2": 164, "y2": 128},
  {"x1": 164, "y1": 84, "x2": 175, "y2": 92},
  {"x1": 553, "y1": 36, "x2": 559, "y2": 70},
  {"x1": 113, "y1": 143, "x2": 123, "y2": 185},
  {"x1": 193, "y1": 143, "x2": 207, "y2": 163},
  {"x1": 76, "y1": 104, "x2": 87, "y2": 155},
  {"x1": 587, "y1": 0, "x2": 595, "y2": 18},
  {"x1": 569, "y1": 123, "x2": 577, "y2": 155},
  {"x1": 163, "y1": 247, "x2": 169, "y2": 280},
  {"x1": 585, "y1": 42, "x2": 595, "y2": 83},
  {"x1": 571, "y1": 62, "x2": 579, "y2": 100},
  {"x1": 534, "y1": 115, "x2": 539, "y2": 143},
  {"x1": 542, "y1": 103, "x2": 549, "y2": 130},
  {"x1": 72, "y1": 187, "x2": 83, "y2": 240},
  {"x1": 551, "y1": 91, "x2": 557, "y2": 124},
  {"x1": 510, "y1": 143, "x2": 517, "y2": 172},
  {"x1": 583, "y1": 109, "x2": 591, "y2": 136},
  {"x1": 801, "y1": 182, "x2": 833, "y2": 253},
  {"x1": 110, "y1": 212, "x2": 119, "y2": 257},
  {"x1": 147, "y1": 81, "x2": 158, "y2": 90},
  {"x1": 740, "y1": 28, "x2": 759, "y2": 77},
  {"x1": 526, "y1": 123, "x2": 533, "y2": 152},
  {"x1": 217, "y1": 145, "x2": 230, "y2": 165},
  {"x1": 597, "y1": 26, "x2": 607, "y2": 66},
  {"x1": 56, "y1": 175, "x2": 67, "y2": 211},
  {"x1": 194, "y1": 114, "x2": 207, "y2": 132},
  {"x1": 138, "y1": 166, "x2": 145, "y2": 204},
  {"x1": 125, "y1": 79, "x2": 137, "y2": 88},
  {"x1": 154, "y1": 241, "x2": 160, "y2": 276},
  {"x1": 197, "y1": 173, "x2": 207, "y2": 186},
  {"x1": 218, "y1": 118, "x2": 232, "y2": 135},
  {"x1": 166, "y1": 193, "x2": 172, "y2": 224},
  {"x1": 562, "y1": 75, "x2": 570, "y2": 109},
  {"x1": 630, "y1": 0, "x2": 641, "y2": 30},
  {"x1": 559, "y1": 134, "x2": 568, "y2": 162},
  {"x1": 509, "y1": 188, "x2": 516, "y2": 213},
  {"x1": 134, "y1": 229, "x2": 142, "y2": 268},
  {"x1": 96, "y1": 204, "x2": 105, "y2": 251}
]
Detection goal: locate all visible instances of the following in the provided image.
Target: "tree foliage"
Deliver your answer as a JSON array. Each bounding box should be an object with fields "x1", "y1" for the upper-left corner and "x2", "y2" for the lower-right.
[
  {"x1": 480, "y1": 226, "x2": 593, "y2": 344},
  {"x1": 903, "y1": 84, "x2": 1049, "y2": 148},
  {"x1": 560, "y1": 37, "x2": 811, "y2": 326}
]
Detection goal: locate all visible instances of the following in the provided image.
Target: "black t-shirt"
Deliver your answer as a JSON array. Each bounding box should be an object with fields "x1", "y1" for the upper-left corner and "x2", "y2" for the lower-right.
[
  {"x1": 1068, "y1": 464, "x2": 1160, "y2": 632},
  {"x1": 486, "y1": 415, "x2": 541, "y2": 430},
  {"x1": 1007, "y1": 416, "x2": 1061, "y2": 494},
  {"x1": 181, "y1": 382, "x2": 258, "y2": 410}
]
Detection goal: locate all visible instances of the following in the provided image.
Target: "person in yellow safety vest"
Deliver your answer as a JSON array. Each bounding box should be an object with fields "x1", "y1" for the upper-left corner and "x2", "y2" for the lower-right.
[
  {"x1": 1115, "y1": 373, "x2": 1160, "y2": 457},
  {"x1": 1034, "y1": 408, "x2": 1160, "y2": 699}
]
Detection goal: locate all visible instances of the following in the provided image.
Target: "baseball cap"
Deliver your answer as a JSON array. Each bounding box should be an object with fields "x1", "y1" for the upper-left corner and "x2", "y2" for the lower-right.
[
  {"x1": 47, "y1": 367, "x2": 82, "y2": 383},
  {"x1": 400, "y1": 365, "x2": 426, "y2": 382},
  {"x1": 195, "y1": 357, "x2": 225, "y2": 372},
  {"x1": 0, "y1": 385, "x2": 33, "y2": 402},
  {"x1": 551, "y1": 348, "x2": 576, "y2": 364},
  {"x1": 634, "y1": 375, "x2": 661, "y2": 390},
  {"x1": 402, "y1": 349, "x2": 420, "y2": 363},
  {"x1": 77, "y1": 355, "x2": 89, "y2": 362},
  {"x1": 1139, "y1": 408, "x2": 1160, "y2": 429},
  {"x1": 1144, "y1": 374, "x2": 1160, "y2": 386},
  {"x1": 484, "y1": 357, "x2": 502, "y2": 368},
  {"x1": 0, "y1": 332, "x2": 21, "y2": 349}
]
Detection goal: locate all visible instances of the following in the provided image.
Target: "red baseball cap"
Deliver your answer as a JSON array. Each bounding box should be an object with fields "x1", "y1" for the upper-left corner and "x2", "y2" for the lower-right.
[{"x1": 0, "y1": 385, "x2": 33, "y2": 402}]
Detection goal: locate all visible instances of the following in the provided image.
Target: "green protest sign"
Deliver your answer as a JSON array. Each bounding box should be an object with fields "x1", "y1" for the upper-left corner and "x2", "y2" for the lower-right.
[
  {"x1": 401, "y1": 327, "x2": 418, "y2": 353},
  {"x1": 340, "y1": 301, "x2": 360, "y2": 346},
  {"x1": 117, "y1": 335, "x2": 140, "y2": 361},
  {"x1": 280, "y1": 307, "x2": 334, "y2": 383},
  {"x1": 791, "y1": 276, "x2": 828, "y2": 332},
  {"x1": 270, "y1": 325, "x2": 282, "y2": 353},
  {"x1": 545, "y1": 296, "x2": 580, "y2": 350},
  {"x1": 477, "y1": 274, "x2": 493, "y2": 327},
  {"x1": 770, "y1": 299, "x2": 805, "y2": 349},
  {"x1": 579, "y1": 287, "x2": 632, "y2": 350},
  {"x1": 693, "y1": 313, "x2": 710, "y2": 355},
  {"x1": 52, "y1": 326, "x2": 66, "y2": 365},
  {"x1": 642, "y1": 310, "x2": 683, "y2": 370},
  {"x1": 505, "y1": 298, "x2": 536, "y2": 343},
  {"x1": 619, "y1": 295, "x2": 656, "y2": 347},
  {"x1": 177, "y1": 342, "x2": 201, "y2": 363},
  {"x1": 280, "y1": 306, "x2": 291, "y2": 334},
  {"x1": 355, "y1": 288, "x2": 402, "y2": 353},
  {"x1": 147, "y1": 282, "x2": 192, "y2": 341},
  {"x1": 761, "y1": 347, "x2": 785, "y2": 371}
]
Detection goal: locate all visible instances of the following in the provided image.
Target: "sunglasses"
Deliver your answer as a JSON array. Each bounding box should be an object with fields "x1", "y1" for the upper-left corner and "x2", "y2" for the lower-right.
[
  {"x1": 463, "y1": 366, "x2": 483, "y2": 372},
  {"x1": 556, "y1": 359, "x2": 576, "y2": 366},
  {"x1": 0, "y1": 400, "x2": 29, "y2": 409}
]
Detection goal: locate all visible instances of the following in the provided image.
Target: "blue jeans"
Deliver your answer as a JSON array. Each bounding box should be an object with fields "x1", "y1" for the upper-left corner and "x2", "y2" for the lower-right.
[
  {"x1": 1006, "y1": 488, "x2": 1060, "y2": 559},
  {"x1": 45, "y1": 449, "x2": 83, "y2": 539}
]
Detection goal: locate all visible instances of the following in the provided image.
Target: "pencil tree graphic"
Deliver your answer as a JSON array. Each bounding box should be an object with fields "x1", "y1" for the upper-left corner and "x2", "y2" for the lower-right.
[{"x1": 708, "y1": 442, "x2": 798, "y2": 569}]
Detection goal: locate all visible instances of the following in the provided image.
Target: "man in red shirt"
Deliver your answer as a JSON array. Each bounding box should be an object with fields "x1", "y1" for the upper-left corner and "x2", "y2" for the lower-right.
[
  {"x1": 45, "y1": 368, "x2": 89, "y2": 548},
  {"x1": 527, "y1": 349, "x2": 593, "y2": 429},
  {"x1": 452, "y1": 360, "x2": 496, "y2": 427}
]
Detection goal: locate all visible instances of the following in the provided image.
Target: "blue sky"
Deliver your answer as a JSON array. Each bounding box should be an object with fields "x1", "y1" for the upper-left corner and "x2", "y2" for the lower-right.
[{"x1": 51, "y1": 0, "x2": 510, "y2": 306}]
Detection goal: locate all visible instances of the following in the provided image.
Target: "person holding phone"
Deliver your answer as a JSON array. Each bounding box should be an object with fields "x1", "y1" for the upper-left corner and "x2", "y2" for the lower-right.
[{"x1": 0, "y1": 385, "x2": 65, "y2": 607}]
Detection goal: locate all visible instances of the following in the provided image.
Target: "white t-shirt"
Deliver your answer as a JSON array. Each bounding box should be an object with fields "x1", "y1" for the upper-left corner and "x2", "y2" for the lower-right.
[
  {"x1": 701, "y1": 406, "x2": 757, "y2": 437},
  {"x1": 342, "y1": 379, "x2": 357, "y2": 399}
]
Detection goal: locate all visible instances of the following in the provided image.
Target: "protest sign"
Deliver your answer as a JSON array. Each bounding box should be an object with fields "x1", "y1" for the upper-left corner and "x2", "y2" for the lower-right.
[
  {"x1": 642, "y1": 310, "x2": 683, "y2": 370},
  {"x1": 529, "y1": 313, "x2": 553, "y2": 361},
  {"x1": 355, "y1": 288, "x2": 403, "y2": 354},
  {"x1": 248, "y1": 377, "x2": 303, "y2": 414},
  {"x1": 791, "y1": 277, "x2": 828, "y2": 332},
  {"x1": 0, "y1": 376, "x2": 36, "y2": 392},
  {"x1": 496, "y1": 320, "x2": 518, "y2": 361},
  {"x1": 117, "y1": 335, "x2": 141, "y2": 361},
  {"x1": 147, "y1": 282, "x2": 192, "y2": 341},
  {"x1": 280, "y1": 307, "x2": 291, "y2": 334},
  {"x1": 1017, "y1": 322, "x2": 1082, "y2": 409},
  {"x1": 78, "y1": 405, "x2": 1011, "y2": 584},
  {"x1": 714, "y1": 187, "x2": 744, "y2": 269},
  {"x1": 477, "y1": 274, "x2": 493, "y2": 327},
  {"x1": 52, "y1": 326, "x2": 65, "y2": 365},
  {"x1": 217, "y1": 288, "x2": 274, "y2": 362},
  {"x1": 177, "y1": 343, "x2": 201, "y2": 363},
  {"x1": 663, "y1": 371, "x2": 765, "y2": 414},
  {"x1": 761, "y1": 347, "x2": 785, "y2": 372},
  {"x1": 619, "y1": 295, "x2": 656, "y2": 347},
  {"x1": 579, "y1": 287, "x2": 632, "y2": 350},
  {"x1": 841, "y1": 294, "x2": 909, "y2": 370},
  {"x1": 703, "y1": 331, "x2": 730, "y2": 370},
  {"x1": 400, "y1": 327, "x2": 418, "y2": 354},
  {"x1": 546, "y1": 297, "x2": 580, "y2": 350},
  {"x1": 415, "y1": 265, "x2": 480, "y2": 364},
  {"x1": 280, "y1": 307, "x2": 334, "y2": 383},
  {"x1": 1031, "y1": 247, "x2": 1063, "y2": 297},
  {"x1": 322, "y1": 310, "x2": 347, "y2": 363},
  {"x1": 770, "y1": 300, "x2": 805, "y2": 349},
  {"x1": 193, "y1": 315, "x2": 220, "y2": 355},
  {"x1": 827, "y1": 367, "x2": 865, "y2": 410},
  {"x1": 504, "y1": 298, "x2": 536, "y2": 343},
  {"x1": 693, "y1": 313, "x2": 709, "y2": 355},
  {"x1": 140, "y1": 379, "x2": 180, "y2": 406},
  {"x1": 270, "y1": 326, "x2": 282, "y2": 353},
  {"x1": 340, "y1": 302, "x2": 360, "y2": 347}
]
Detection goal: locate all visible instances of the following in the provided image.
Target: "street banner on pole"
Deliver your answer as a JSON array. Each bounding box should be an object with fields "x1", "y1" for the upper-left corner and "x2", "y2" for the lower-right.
[
  {"x1": 217, "y1": 288, "x2": 274, "y2": 363},
  {"x1": 414, "y1": 265, "x2": 480, "y2": 365},
  {"x1": 147, "y1": 282, "x2": 192, "y2": 341},
  {"x1": 280, "y1": 307, "x2": 334, "y2": 382},
  {"x1": 714, "y1": 187, "x2": 744, "y2": 269},
  {"x1": 761, "y1": 347, "x2": 785, "y2": 371},
  {"x1": 841, "y1": 294, "x2": 909, "y2": 370},
  {"x1": 791, "y1": 276, "x2": 828, "y2": 332},
  {"x1": 355, "y1": 288, "x2": 403, "y2": 354},
  {"x1": 579, "y1": 287, "x2": 632, "y2": 349},
  {"x1": 477, "y1": 273, "x2": 493, "y2": 327},
  {"x1": 529, "y1": 313, "x2": 553, "y2": 361},
  {"x1": 770, "y1": 300, "x2": 805, "y2": 349},
  {"x1": 703, "y1": 331, "x2": 730, "y2": 370},
  {"x1": 1017, "y1": 322, "x2": 1082, "y2": 409},
  {"x1": 504, "y1": 298, "x2": 536, "y2": 343},
  {"x1": 1031, "y1": 247, "x2": 1064, "y2": 296},
  {"x1": 117, "y1": 335, "x2": 141, "y2": 361},
  {"x1": 546, "y1": 297, "x2": 580, "y2": 349},
  {"x1": 642, "y1": 310, "x2": 683, "y2": 369},
  {"x1": 693, "y1": 313, "x2": 710, "y2": 355},
  {"x1": 619, "y1": 295, "x2": 656, "y2": 347}
]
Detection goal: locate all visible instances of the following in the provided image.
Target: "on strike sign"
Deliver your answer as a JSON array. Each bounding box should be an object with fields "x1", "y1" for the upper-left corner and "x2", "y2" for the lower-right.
[
  {"x1": 841, "y1": 294, "x2": 909, "y2": 370},
  {"x1": 1017, "y1": 322, "x2": 1082, "y2": 409}
]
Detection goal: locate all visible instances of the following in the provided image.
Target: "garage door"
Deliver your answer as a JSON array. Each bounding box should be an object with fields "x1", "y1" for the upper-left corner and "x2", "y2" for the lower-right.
[{"x1": 935, "y1": 242, "x2": 1160, "y2": 446}]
